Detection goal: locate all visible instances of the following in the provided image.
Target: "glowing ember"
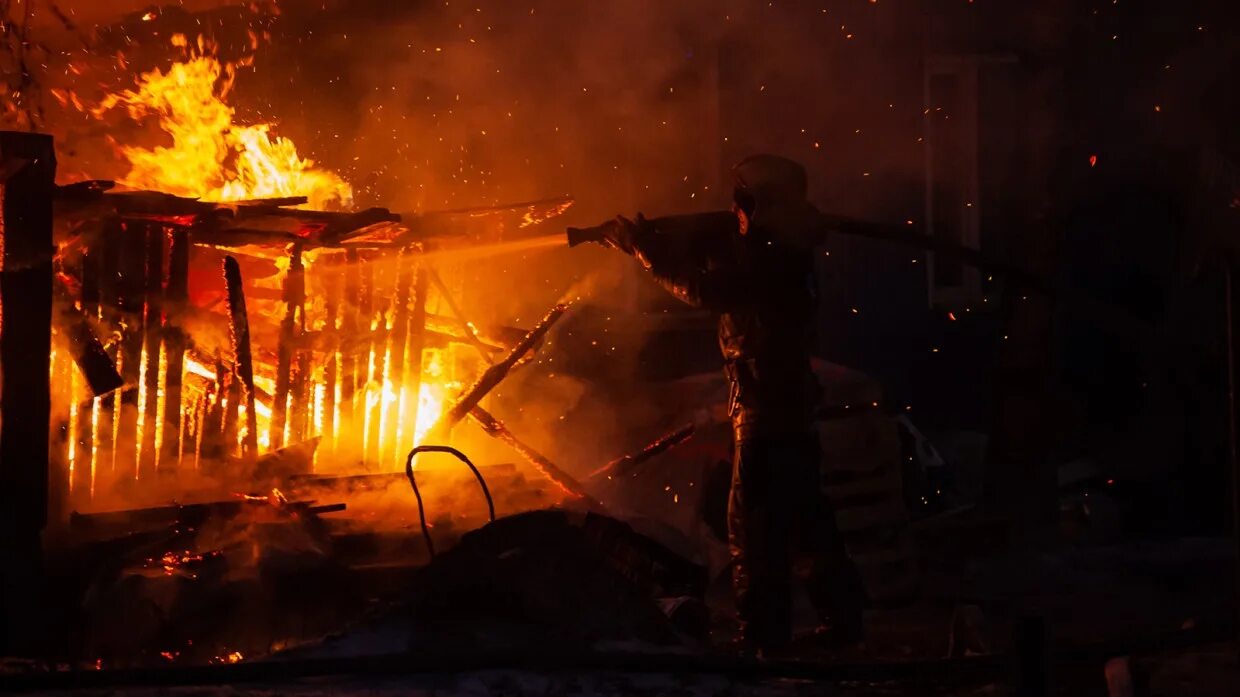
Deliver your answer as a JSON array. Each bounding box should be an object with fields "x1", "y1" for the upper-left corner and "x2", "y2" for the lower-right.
[
  {"x1": 96, "y1": 35, "x2": 352, "y2": 209},
  {"x1": 146, "y1": 549, "x2": 221, "y2": 576},
  {"x1": 210, "y1": 651, "x2": 244, "y2": 664}
]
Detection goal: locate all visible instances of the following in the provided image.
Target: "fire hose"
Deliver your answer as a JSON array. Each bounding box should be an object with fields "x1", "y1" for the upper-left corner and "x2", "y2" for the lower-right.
[{"x1": 404, "y1": 444, "x2": 496, "y2": 559}]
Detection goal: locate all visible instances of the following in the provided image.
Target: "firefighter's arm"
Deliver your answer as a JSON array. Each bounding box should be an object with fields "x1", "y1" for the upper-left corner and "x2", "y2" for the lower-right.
[{"x1": 639, "y1": 262, "x2": 755, "y2": 310}]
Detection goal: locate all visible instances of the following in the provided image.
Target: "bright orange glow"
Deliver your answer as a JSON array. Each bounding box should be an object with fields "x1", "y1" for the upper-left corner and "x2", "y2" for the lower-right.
[{"x1": 97, "y1": 35, "x2": 353, "y2": 210}]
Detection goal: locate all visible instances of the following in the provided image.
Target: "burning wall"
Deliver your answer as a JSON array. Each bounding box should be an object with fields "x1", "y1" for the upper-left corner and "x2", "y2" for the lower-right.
[{"x1": 45, "y1": 31, "x2": 582, "y2": 519}]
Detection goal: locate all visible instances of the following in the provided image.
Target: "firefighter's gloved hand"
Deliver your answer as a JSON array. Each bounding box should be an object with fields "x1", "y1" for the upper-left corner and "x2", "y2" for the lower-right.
[{"x1": 607, "y1": 213, "x2": 651, "y2": 256}]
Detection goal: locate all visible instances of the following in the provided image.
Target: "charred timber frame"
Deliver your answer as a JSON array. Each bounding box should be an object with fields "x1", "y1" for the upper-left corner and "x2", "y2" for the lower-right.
[{"x1": 42, "y1": 186, "x2": 574, "y2": 490}]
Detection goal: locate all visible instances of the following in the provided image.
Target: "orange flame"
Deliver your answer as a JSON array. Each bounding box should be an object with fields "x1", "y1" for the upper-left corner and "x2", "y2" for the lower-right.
[{"x1": 97, "y1": 35, "x2": 352, "y2": 209}]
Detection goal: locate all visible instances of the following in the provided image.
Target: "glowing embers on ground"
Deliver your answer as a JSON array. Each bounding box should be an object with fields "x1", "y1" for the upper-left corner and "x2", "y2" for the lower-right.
[{"x1": 95, "y1": 34, "x2": 352, "y2": 210}]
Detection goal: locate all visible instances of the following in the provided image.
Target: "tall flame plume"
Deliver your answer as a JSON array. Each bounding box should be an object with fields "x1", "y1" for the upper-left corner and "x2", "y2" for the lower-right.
[{"x1": 96, "y1": 35, "x2": 352, "y2": 209}]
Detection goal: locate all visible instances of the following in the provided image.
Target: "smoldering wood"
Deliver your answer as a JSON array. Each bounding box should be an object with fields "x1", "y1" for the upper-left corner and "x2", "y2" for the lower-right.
[
  {"x1": 364, "y1": 252, "x2": 388, "y2": 464},
  {"x1": 138, "y1": 223, "x2": 165, "y2": 477},
  {"x1": 404, "y1": 266, "x2": 430, "y2": 450},
  {"x1": 287, "y1": 462, "x2": 520, "y2": 493},
  {"x1": 339, "y1": 249, "x2": 361, "y2": 457},
  {"x1": 112, "y1": 221, "x2": 149, "y2": 482},
  {"x1": 159, "y1": 227, "x2": 190, "y2": 471},
  {"x1": 293, "y1": 248, "x2": 312, "y2": 443},
  {"x1": 270, "y1": 246, "x2": 304, "y2": 450},
  {"x1": 53, "y1": 276, "x2": 124, "y2": 397},
  {"x1": 589, "y1": 423, "x2": 696, "y2": 480},
  {"x1": 380, "y1": 250, "x2": 414, "y2": 467},
  {"x1": 199, "y1": 356, "x2": 229, "y2": 461},
  {"x1": 72, "y1": 242, "x2": 102, "y2": 498},
  {"x1": 93, "y1": 218, "x2": 122, "y2": 482},
  {"x1": 68, "y1": 497, "x2": 347, "y2": 534},
  {"x1": 221, "y1": 361, "x2": 242, "y2": 461},
  {"x1": 428, "y1": 302, "x2": 569, "y2": 440},
  {"x1": 322, "y1": 255, "x2": 342, "y2": 458},
  {"x1": 253, "y1": 436, "x2": 321, "y2": 480},
  {"x1": 0, "y1": 131, "x2": 56, "y2": 653},
  {"x1": 360, "y1": 252, "x2": 379, "y2": 464},
  {"x1": 467, "y1": 405, "x2": 597, "y2": 505},
  {"x1": 223, "y1": 256, "x2": 259, "y2": 460},
  {"x1": 291, "y1": 349, "x2": 312, "y2": 444}
]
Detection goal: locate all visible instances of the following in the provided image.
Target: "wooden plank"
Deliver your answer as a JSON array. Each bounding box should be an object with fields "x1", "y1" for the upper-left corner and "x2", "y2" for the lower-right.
[
  {"x1": 159, "y1": 226, "x2": 190, "y2": 472},
  {"x1": 94, "y1": 218, "x2": 122, "y2": 486},
  {"x1": 364, "y1": 252, "x2": 388, "y2": 465},
  {"x1": 269, "y1": 247, "x2": 300, "y2": 450},
  {"x1": 72, "y1": 245, "x2": 100, "y2": 498},
  {"x1": 112, "y1": 221, "x2": 148, "y2": 483},
  {"x1": 404, "y1": 266, "x2": 429, "y2": 450},
  {"x1": 223, "y1": 256, "x2": 259, "y2": 460},
  {"x1": 339, "y1": 250, "x2": 361, "y2": 461},
  {"x1": 359, "y1": 253, "x2": 377, "y2": 464},
  {"x1": 380, "y1": 250, "x2": 414, "y2": 468},
  {"x1": 138, "y1": 223, "x2": 165, "y2": 478},
  {"x1": 322, "y1": 255, "x2": 341, "y2": 459}
]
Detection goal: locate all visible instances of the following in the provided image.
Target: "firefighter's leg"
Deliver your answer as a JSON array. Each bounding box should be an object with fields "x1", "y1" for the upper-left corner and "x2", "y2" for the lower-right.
[
  {"x1": 729, "y1": 438, "x2": 793, "y2": 648},
  {"x1": 793, "y1": 435, "x2": 866, "y2": 640}
]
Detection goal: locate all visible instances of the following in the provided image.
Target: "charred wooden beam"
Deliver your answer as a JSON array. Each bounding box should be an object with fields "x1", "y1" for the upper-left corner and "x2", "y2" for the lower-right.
[
  {"x1": 223, "y1": 256, "x2": 259, "y2": 460},
  {"x1": 199, "y1": 356, "x2": 229, "y2": 462},
  {"x1": 322, "y1": 256, "x2": 342, "y2": 457},
  {"x1": 404, "y1": 266, "x2": 429, "y2": 448},
  {"x1": 427, "y1": 302, "x2": 569, "y2": 440},
  {"x1": 380, "y1": 250, "x2": 414, "y2": 468},
  {"x1": 68, "y1": 497, "x2": 346, "y2": 533},
  {"x1": 589, "y1": 424, "x2": 696, "y2": 479},
  {"x1": 138, "y1": 223, "x2": 165, "y2": 477},
  {"x1": 363, "y1": 253, "x2": 385, "y2": 464},
  {"x1": 159, "y1": 227, "x2": 190, "y2": 471},
  {"x1": 112, "y1": 221, "x2": 148, "y2": 481},
  {"x1": 269, "y1": 245, "x2": 304, "y2": 450},
  {"x1": 467, "y1": 405, "x2": 597, "y2": 505},
  {"x1": 0, "y1": 131, "x2": 55, "y2": 653},
  {"x1": 359, "y1": 251, "x2": 376, "y2": 463},
  {"x1": 94, "y1": 218, "x2": 123, "y2": 480},
  {"x1": 53, "y1": 275, "x2": 123, "y2": 397},
  {"x1": 71, "y1": 246, "x2": 101, "y2": 498},
  {"x1": 339, "y1": 249, "x2": 361, "y2": 457},
  {"x1": 292, "y1": 339, "x2": 312, "y2": 444}
]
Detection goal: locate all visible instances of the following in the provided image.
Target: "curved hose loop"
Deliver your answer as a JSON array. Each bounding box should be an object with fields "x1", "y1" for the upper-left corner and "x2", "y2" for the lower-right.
[{"x1": 404, "y1": 444, "x2": 496, "y2": 559}]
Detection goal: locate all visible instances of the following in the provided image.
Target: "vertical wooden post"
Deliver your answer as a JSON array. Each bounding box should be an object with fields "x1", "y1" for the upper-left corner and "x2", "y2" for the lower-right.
[
  {"x1": 94, "y1": 218, "x2": 122, "y2": 488},
  {"x1": 0, "y1": 131, "x2": 55, "y2": 653},
  {"x1": 364, "y1": 253, "x2": 388, "y2": 465},
  {"x1": 72, "y1": 246, "x2": 100, "y2": 499},
  {"x1": 359, "y1": 255, "x2": 376, "y2": 463},
  {"x1": 159, "y1": 226, "x2": 190, "y2": 472},
  {"x1": 113, "y1": 221, "x2": 148, "y2": 484},
  {"x1": 270, "y1": 246, "x2": 301, "y2": 450},
  {"x1": 381, "y1": 249, "x2": 414, "y2": 468},
  {"x1": 200, "y1": 356, "x2": 229, "y2": 463},
  {"x1": 339, "y1": 249, "x2": 361, "y2": 463},
  {"x1": 405, "y1": 265, "x2": 429, "y2": 450},
  {"x1": 138, "y1": 223, "x2": 165, "y2": 477},
  {"x1": 323, "y1": 256, "x2": 341, "y2": 460},
  {"x1": 223, "y1": 256, "x2": 258, "y2": 460},
  {"x1": 289, "y1": 248, "x2": 310, "y2": 445}
]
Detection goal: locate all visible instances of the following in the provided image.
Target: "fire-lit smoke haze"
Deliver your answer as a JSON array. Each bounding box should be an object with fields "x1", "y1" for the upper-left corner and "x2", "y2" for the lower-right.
[{"x1": 15, "y1": 0, "x2": 1039, "y2": 522}]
